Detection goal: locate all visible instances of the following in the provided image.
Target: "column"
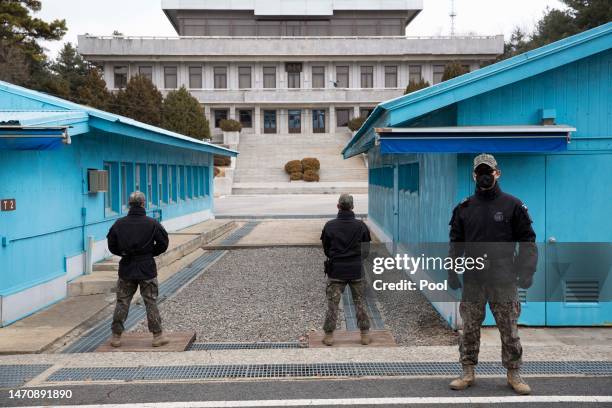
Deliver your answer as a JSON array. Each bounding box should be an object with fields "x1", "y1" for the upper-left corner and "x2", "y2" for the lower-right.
[
  {"x1": 353, "y1": 106, "x2": 360, "y2": 119},
  {"x1": 229, "y1": 106, "x2": 236, "y2": 120},
  {"x1": 329, "y1": 105, "x2": 336, "y2": 134},
  {"x1": 254, "y1": 106, "x2": 262, "y2": 135}
]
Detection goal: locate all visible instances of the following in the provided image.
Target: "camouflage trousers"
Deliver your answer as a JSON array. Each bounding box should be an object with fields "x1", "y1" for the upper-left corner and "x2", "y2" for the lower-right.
[
  {"x1": 459, "y1": 280, "x2": 522, "y2": 369},
  {"x1": 111, "y1": 277, "x2": 162, "y2": 335},
  {"x1": 323, "y1": 278, "x2": 371, "y2": 333}
]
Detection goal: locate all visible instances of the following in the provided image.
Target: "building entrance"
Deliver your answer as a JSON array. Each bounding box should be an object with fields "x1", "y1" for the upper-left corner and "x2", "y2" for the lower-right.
[
  {"x1": 312, "y1": 109, "x2": 326, "y2": 133},
  {"x1": 264, "y1": 110, "x2": 277, "y2": 134},
  {"x1": 288, "y1": 110, "x2": 301, "y2": 134}
]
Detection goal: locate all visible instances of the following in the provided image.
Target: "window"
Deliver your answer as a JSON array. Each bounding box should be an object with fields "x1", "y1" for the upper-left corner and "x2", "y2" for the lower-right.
[
  {"x1": 263, "y1": 66, "x2": 276, "y2": 88},
  {"x1": 169, "y1": 165, "x2": 176, "y2": 203},
  {"x1": 164, "y1": 66, "x2": 177, "y2": 89},
  {"x1": 360, "y1": 108, "x2": 374, "y2": 118},
  {"x1": 189, "y1": 66, "x2": 202, "y2": 88},
  {"x1": 114, "y1": 66, "x2": 127, "y2": 89},
  {"x1": 203, "y1": 167, "x2": 210, "y2": 196},
  {"x1": 214, "y1": 109, "x2": 228, "y2": 127},
  {"x1": 361, "y1": 66, "x2": 373, "y2": 88},
  {"x1": 433, "y1": 65, "x2": 445, "y2": 84},
  {"x1": 398, "y1": 162, "x2": 420, "y2": 193},
  {"x1": 120, "y1": 163, "x2": 133, "y2": 212},
  {"x1": 336, "y1": 108, "x2": 351, "y2": 127},
  {"x1": 288, "y1": 110, "x2": 301, "y2": 134},
  {"x1": 385, "y1": 65, "x2": 398, "y2": 88},
  {"x1": 147, "y1": 164, "x2": 156, "y2": 206},
  {"x1": 336, "y1": 66, "x2": 349, "y2": 88},
  {"x1": 409, "y1": 65, "x2": 422, "y2": 83},
  {"x1": 104, "y1": 162, "x2": 114, "y2": 214},
  {"x1": 158, "y1": 165, "x2": 167, "y2": 205},
  {"x1": 312, "y1": 66, "x2": 325, "y2": 88},
  {"x1": 238, "y1": 109, "x2": 253, "y2": 128},
  {"x1": 288, "y1": 72, "x2": 300, "y2": 88},
  {"x1": 186, "y1": 166, "x2": 193, "y2": 198},
  {"x1": 138, "y1": 66, "x2": 153, "y2": 82},
  {"x1": 238, "y1": 66, "x2": 252, "y2": 89},
  {"x1": 135, "y1": 164, "x2": 142, "y2": 192},
  {"x1": 193, "y1": 166, "x2": 200, "y2": 197},
  {"x1": 214, "y1": 67, "x2": 227, "y2": 89},
  {"x1": 179, "y1": 166, "x2": 185, "y2": 200}
]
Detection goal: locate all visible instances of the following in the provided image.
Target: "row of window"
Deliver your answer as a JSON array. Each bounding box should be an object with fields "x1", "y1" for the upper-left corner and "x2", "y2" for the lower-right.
[
  {"x1": 103, "y1": 162, "x2": 210, "y2": 216},
  {"x1": 211, "y1": 107, "x2": 375, "y2": 130},
  {"x1": 113, "y1": 64, "x2": 451, "y2": 90}
]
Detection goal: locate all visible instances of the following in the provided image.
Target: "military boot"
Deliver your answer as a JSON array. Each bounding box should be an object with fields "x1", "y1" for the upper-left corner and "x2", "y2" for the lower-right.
[
  {"x1": 322, "y1": 332, "x2": 334, "y2": 346},
  {"x1": 449, "y1": 365, "x2": 475, "y2": 390},
  {"x1": 152, "y1": 332, "x2": 169, "y2": 347},
  {"x1": 360, "y1": 330, "x2": 371, "y2": 345},
  {"x1": 110, "y1": 333, "x2": 121, "y2": 348},
  {"x1": 507, "y1": 369, "x2": 531, "y2": 395}
]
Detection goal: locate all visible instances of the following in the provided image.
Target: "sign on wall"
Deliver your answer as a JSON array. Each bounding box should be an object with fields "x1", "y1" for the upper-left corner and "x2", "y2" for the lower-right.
[{"x1": 1, "y1": 199, "x2": 16, "y2": 211}]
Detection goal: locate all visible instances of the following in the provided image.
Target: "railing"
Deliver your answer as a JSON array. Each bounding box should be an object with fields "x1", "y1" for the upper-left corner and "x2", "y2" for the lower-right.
[{"x1": 83, "y1": 35, "x2": 502, "y2": 41}]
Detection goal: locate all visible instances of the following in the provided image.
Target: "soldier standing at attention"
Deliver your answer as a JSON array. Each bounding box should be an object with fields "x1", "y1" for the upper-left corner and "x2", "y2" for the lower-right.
[
  {"x1": 447, "y1": 154, "x2": 538, "y2": 395},
  {"x1": 321, "y1": 194, "x2": 372, "y2": 346},
  {"x1": 107, "y1": 191, "x2": 170, "y2": 348}
]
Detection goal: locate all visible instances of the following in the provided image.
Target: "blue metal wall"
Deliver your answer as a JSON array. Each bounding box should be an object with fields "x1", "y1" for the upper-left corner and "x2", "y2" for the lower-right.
[{"x1": 0, "y1": 128, "x2": 213, "y2": 298}]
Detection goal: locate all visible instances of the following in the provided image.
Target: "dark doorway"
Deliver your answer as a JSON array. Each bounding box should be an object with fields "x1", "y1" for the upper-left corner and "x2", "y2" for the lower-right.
[
  {"x1": 263, "y1": 110, "x2": 276, "y2": 134},
  {"x1": 312, "y1": 109, "x2": 326, "y2": 133},
  {"x1": 288, "y1": 110, "x2": 301, "y2": 134}
]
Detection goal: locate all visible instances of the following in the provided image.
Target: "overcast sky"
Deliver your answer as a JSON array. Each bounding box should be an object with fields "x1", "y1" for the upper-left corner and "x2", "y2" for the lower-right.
[{"x1": 38, "y1": 0, "x2": 566, "y2": 58}]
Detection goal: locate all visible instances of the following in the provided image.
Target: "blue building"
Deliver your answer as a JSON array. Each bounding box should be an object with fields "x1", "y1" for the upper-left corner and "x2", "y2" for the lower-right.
[
  {"x1": 0, "y1": 81, "x2": 237, "y2": 326},
  {"x1": 343, "y1": 23, "x2": 612, "y2": 327}
]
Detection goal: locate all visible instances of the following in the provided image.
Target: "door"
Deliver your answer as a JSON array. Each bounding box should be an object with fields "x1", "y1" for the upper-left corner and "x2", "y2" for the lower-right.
[
  {"x1": 263, "y1": 110, "x2": 276, "y2": 134},
  {"x1": 312, "y1": 109, "x2": 326, "y2": 133},
  {"x1": 544, "y1": 154, "x2": 612, "y2": 325},
  {"x1": 288, "y1": 110, "x2": 301, "y2": 134}
]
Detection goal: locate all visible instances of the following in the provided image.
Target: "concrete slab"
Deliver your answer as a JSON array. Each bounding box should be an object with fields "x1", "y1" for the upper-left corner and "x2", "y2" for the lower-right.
[
  {"x1": 95, "y1": 331, "x2": 196, "y2": 353},
  {"x1": 481, "y1": 327, "x2": 612, "y2": 347},
  {"x1": 232, "y1": 219, "x2": 327, "y2": 246},
  {"x1": 308, "y1": 330, "x2": 397, "y2": 348},
  {"x1": 214, "y1": 193, "x2": 368, "y2": 217}
]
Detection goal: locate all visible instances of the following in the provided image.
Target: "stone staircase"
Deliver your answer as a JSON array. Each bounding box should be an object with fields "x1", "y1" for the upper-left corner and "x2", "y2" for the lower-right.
[{"x1": 232, "y1": 133, "x2": 368, "y2": 195}]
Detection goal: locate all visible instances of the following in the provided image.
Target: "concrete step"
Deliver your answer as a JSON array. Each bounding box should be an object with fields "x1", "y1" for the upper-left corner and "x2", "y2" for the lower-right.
[
  {"x1": 68, "y1": 220, "x2": 237, "y2": 297},
  {"x1": 232, "y1": 181, "x2": 368, "y2": 195}
]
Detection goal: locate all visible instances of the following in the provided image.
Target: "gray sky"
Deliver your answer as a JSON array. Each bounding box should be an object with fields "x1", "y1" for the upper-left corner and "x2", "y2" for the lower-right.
[{"x1": 38, "y1": 0, "x2": 566, "y2": 58}]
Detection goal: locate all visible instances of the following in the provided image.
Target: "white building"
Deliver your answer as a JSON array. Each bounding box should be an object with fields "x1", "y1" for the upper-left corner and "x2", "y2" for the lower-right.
[{"x1": 77, "y1": 0, "x2": 504, "y2": 138}]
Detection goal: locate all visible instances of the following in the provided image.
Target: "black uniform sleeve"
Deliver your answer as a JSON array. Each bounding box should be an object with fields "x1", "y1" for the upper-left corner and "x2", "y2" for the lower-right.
[
  {"x1": 361, "y1": 222, "x2": 371, "y2": 259},
  {"x1": 448, "y1": 204, "x2": 466, "y2": 259},
  {"x1": 321, "y1": 224, "x2": 331, "y2": 258},
  {"x1": 512, "y1": 203, "x2": 538, "y2": 286},
  {"x1": 152, "y1": 222, "x2": 169, "y2": 257},
  {"x1": 106, "y1": 224, "x2": 122, "y2": 256}
]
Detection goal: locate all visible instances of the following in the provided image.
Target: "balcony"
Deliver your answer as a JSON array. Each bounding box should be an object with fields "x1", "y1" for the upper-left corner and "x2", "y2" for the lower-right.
[
  {"x1": 78, "y1": 35, "x2": 504, "y2": 59},
  {"x1": 166, "y1": 88, "x2": 406, "y2": 104}
]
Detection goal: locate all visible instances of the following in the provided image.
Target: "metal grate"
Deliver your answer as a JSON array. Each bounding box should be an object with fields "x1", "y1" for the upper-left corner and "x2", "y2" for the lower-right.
[
  {"x1": 62, "y1": 222, "x2": 260, "y2": 353},
  {"x1": 46, "y1": 361, "x2": 612, "y2": 383},
  {"x1": 188, "y1": 342, "x2": 305, "y2": 350},
  {"x1": 0, "y1": 365, "x2": 52, "y2": 388},
  {"x1": 564, "y1": 280, "x2": 599, "y2": 303},
  {"x1": 342, "y1": 282, "x2": 385, "y2": 331}
]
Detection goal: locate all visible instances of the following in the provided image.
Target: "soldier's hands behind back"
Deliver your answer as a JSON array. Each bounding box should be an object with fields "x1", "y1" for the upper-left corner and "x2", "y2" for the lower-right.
[{"x1": 447, "y1": 271, "x2": 462, "y2": 290}]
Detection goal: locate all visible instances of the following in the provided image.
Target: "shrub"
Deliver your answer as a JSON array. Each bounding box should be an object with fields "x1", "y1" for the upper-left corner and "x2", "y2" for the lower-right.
[
  {"x1": 214, "y1": 155, "x2": 231, "y2": 166},
  {"x1": 442, "y1": 62, "x2": 469, "y2": 82},
  {"x1": 303, "y1": 169, "x2": 320, "y2": 182},
  {"x1": 214, "y1": 167, "x2": 221, "y2": 177},
  {"x1": 290, "y1": 172, "x2": 303, "y2": 181},
  {"x1": 404, "y1": 78, "x2": 430, "y2": 95},
  {"x1": 301, "y1": 157, "x2": 320, "y2": 171},
  {"x1": 347, "y1": 116, "x2": 367, "y2": 132},
  {"x1": 284, "y1": 160, "x2": 303, "y2": 174},
  {"x1": 219, "y1": 119, "x2": 242, "y2": 132}
]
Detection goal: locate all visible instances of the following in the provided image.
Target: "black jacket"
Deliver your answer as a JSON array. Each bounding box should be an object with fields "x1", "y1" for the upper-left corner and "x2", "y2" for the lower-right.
[
  {"x1": 449, "y1": 183, "x2": 538, "y2": 285},
  {"x1": 107, "y1": 206, "x2": 169, "y2": 281},
  {"x1": 321, "y1": 210, "x2": 371, "y2": 280}
]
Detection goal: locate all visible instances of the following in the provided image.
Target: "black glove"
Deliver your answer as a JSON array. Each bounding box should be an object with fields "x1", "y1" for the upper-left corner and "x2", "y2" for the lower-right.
[
  {"x1": 518, "y1": 275, "x2": 533, "y2": 289},
  {"x1": 447, "y1": 271, "x2": 462, "y2": 290}
]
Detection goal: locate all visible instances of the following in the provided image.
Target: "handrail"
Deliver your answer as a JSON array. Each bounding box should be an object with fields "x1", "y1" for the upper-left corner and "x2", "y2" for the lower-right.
[{"x1": 83, "y1": 35, "x2": 502, "y2": 41}]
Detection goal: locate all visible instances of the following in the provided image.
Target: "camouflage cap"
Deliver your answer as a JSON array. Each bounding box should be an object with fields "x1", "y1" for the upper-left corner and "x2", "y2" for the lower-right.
[{"x1": 473, "y1": 153, "x2": 498, "y2": 170}]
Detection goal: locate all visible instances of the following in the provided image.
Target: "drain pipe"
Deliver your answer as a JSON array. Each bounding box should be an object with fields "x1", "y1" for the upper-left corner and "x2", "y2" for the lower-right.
[{"x1": 85, "y1": 235, "x2": 94, "y2": 275}]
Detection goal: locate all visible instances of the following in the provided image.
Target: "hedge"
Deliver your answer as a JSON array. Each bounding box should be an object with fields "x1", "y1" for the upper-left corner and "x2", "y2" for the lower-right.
[
  {"x1": 290, "y1": 172, "x2": 303, "y2": 181},
  {"x1": 301, "y1": 157, "x2": 320, "y2": 171},
  {"x1": 303, "y1": 169, "x2": 320, "y2": 182},
  {"x1": 285, "y1": 160, "x2": 303, "y2": 174},
  {"x1": 219, "y1": 119, "x2": 242, "y2": 132}
]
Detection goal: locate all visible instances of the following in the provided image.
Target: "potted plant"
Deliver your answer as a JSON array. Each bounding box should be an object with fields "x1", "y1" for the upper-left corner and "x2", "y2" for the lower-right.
[{"x1": 219, "y1": 119, "x2": 242, "y2": 146}]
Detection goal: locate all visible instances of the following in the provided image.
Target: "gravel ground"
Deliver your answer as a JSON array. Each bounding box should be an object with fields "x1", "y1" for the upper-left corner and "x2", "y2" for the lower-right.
[
  {"x1": 132, "y1": 247, "x2": 343, "y2": 342},
  {"x1": 366, "y1": 266, "x2": 459, "y2": 346},
  {"x1": 132, "y1": 246, "x2": 456, "y2": 345}
]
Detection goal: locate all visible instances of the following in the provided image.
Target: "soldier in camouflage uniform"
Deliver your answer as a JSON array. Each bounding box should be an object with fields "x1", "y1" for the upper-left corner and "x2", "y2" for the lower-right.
[
  {"x1": 323, "y1": 278, "x2": 369, "y2": 334},
  {"x1": 107, "y1": 191, "x2": 169, "y2": 348},
  {"x1": 448, "y1": 154, "x2": 538, "y2": 395}
]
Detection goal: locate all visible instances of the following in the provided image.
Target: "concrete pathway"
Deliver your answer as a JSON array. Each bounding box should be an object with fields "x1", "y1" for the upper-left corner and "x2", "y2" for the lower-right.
[{"x1": 214, "y1": 193, "x2": 368, "y2": 218}]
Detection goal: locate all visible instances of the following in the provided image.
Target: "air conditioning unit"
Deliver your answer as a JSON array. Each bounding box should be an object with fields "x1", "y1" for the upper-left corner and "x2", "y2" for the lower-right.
[{"x1": 88, "y1": 169, "x2": 109, "y2": 193}]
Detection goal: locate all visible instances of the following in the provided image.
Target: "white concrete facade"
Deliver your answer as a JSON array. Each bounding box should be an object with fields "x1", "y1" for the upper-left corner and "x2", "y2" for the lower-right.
[{"x1": 77, "y1": 2, "x2": 504, "y2": 137}]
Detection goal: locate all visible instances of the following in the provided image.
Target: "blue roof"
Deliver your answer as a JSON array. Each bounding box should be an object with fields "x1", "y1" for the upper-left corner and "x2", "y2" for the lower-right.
[
  {"x1": 0, "y1": 81, "x2": 237, "y2": 157},
  {"x1": 343, "y1": 22, "x2": 612, "y2": 158}
]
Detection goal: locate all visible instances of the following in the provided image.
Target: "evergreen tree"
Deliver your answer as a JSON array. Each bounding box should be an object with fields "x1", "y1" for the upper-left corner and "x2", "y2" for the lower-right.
[
  {"x1": 162, "y1": 87, "x2": 211, "y2": 140},
  {"x1": 404, "y1": 78, "x2": 430, "y2": 95},
  {"x1": 112, "y1": 75, "x2": 163, "y2": 126},
  {"x1": 76, "y1": 70, "x2": 113, "y2": 110},
  {"x1": 442, "y1": 62, "x2": 470, "y2": 82}
]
